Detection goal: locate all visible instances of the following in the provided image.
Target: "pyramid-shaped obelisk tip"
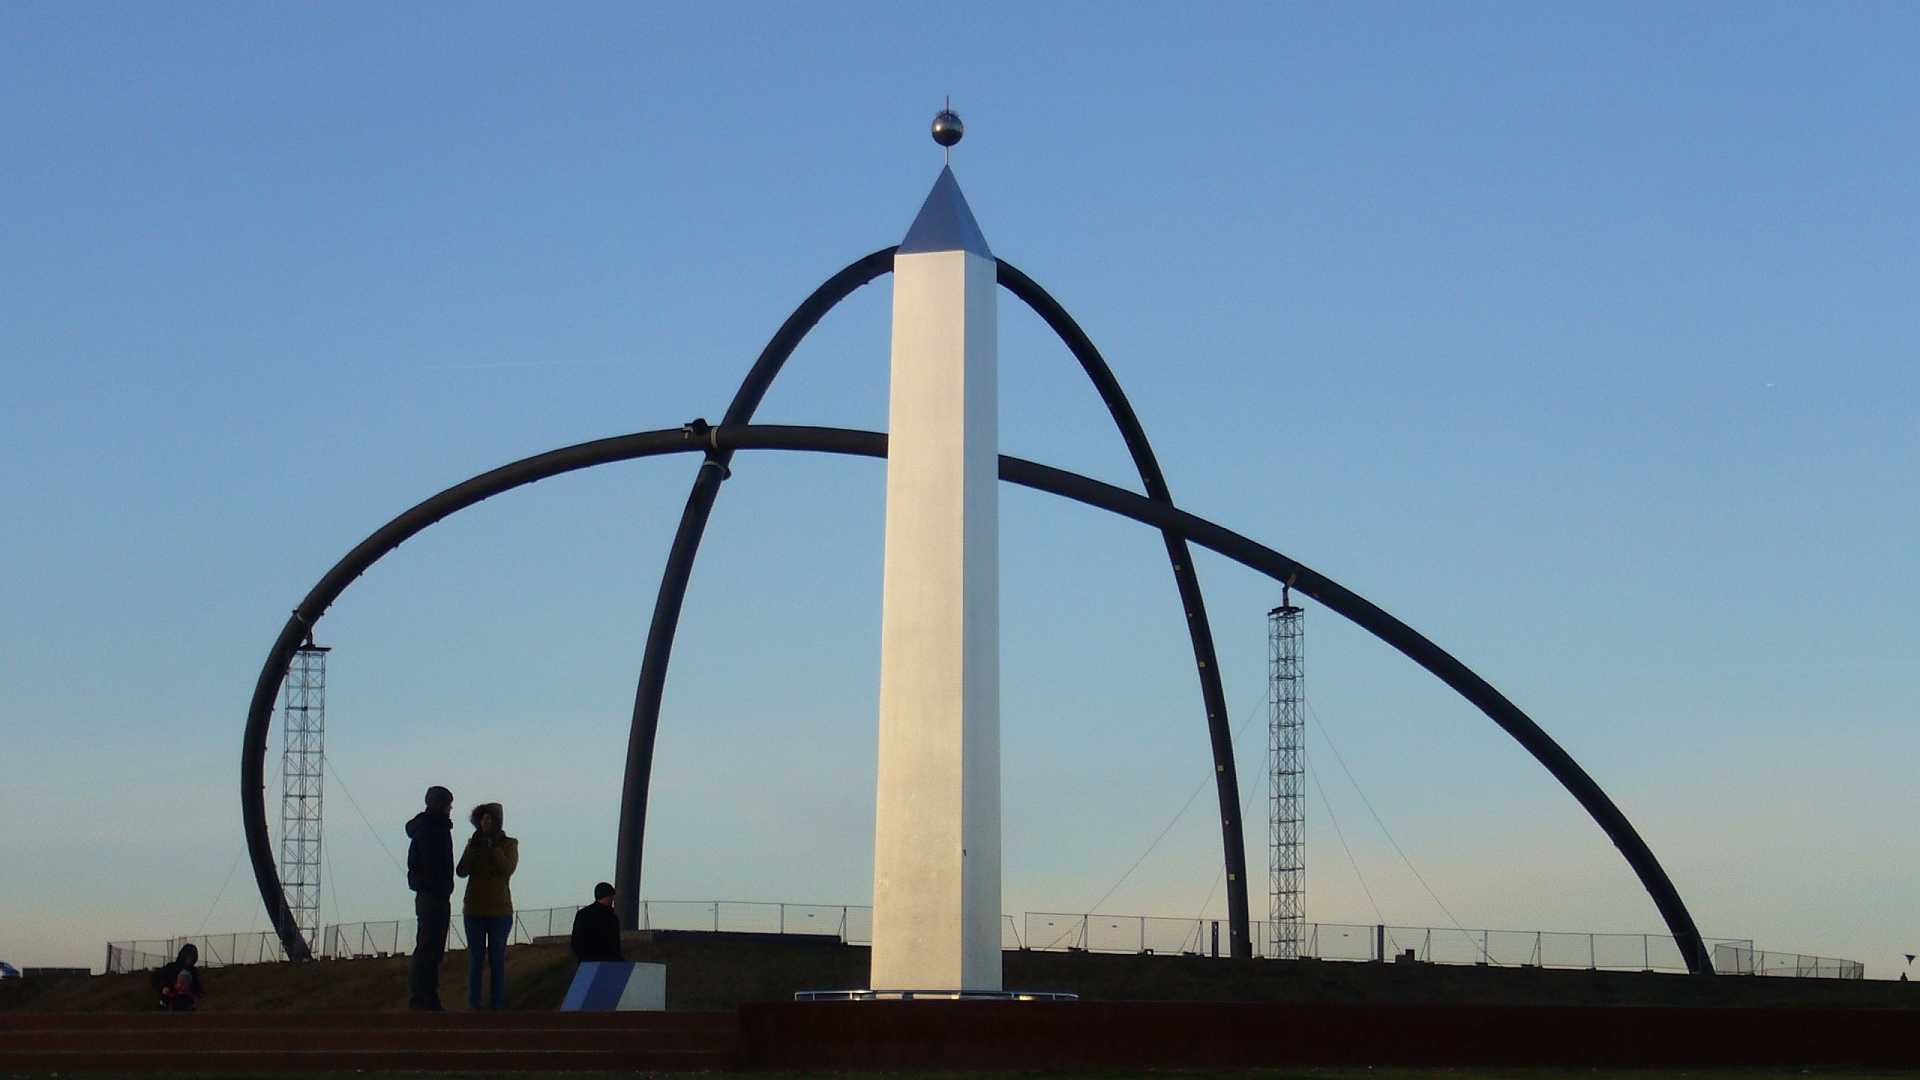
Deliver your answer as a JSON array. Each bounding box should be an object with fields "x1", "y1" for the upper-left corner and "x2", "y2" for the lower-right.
[{"x1": 899, "y1": 165, "x2": 991, "y2": 258}]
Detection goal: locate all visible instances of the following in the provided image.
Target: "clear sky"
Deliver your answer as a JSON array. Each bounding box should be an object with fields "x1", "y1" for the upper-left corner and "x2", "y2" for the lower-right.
[{"x1": 2, "y1": 3, "x2": 1915, "y2": 976}]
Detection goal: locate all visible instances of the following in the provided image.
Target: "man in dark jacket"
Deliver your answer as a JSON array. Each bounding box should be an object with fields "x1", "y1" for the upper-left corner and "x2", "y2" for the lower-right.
[
  {"x1": 406, "y1": 785, "x2": 456, "y2": 1010},
  {"x1": 570, "y1": 882, "x2": 624, "y2": 963}
]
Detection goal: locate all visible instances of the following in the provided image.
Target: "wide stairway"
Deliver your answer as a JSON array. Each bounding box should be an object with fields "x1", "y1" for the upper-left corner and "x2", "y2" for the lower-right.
[{"x1": 0, "y1": 1011, "x2": 741, "y2": 1072}]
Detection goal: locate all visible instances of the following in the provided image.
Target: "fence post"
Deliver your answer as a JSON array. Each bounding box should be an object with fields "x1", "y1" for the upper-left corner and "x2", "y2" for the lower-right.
[
  {"x1": 1376, "y1": 924, "x2": 1385, "y2": 963},
  {"x1": 713, "y1": 901, "x2": 720, "y2": 933},
  {"x1": 1589, "y1": 933, "x2": 1596, "y2": 970},
  {"x1": 1140, "y1": 917, "x2": 1146, "y2": 954},
  {"x1": 780, "y1": 903, "x2": 786, "y2": 936}
]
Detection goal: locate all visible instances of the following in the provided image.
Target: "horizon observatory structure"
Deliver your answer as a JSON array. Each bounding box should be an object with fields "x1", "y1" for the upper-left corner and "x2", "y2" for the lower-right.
[{"x1": 238, "y1": 111, "x2": 1722, "y2": 986}]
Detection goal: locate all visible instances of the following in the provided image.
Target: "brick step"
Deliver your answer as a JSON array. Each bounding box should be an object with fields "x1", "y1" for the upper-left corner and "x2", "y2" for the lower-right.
[
  {"x1": 0, "y1": 1028, "x2": 737, "y2": 1052},
  {"x1": 0, "y1": 1010, "x2": 738, "y2": 1031},
  {"x1": 0, "y1": 1048, "x2": 736, "y2": 1072}
]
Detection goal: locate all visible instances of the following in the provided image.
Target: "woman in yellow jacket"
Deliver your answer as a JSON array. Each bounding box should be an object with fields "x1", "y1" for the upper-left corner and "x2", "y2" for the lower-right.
[{"x1": 456, "y1": 802, "x2": 518, "y2": 1010}]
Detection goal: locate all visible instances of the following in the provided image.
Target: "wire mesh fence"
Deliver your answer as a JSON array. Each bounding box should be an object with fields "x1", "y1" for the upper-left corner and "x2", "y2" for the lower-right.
[
  {"x1": 1282, "y1": 923, "x2": 1711, "y2": 972},
  {"x1": 317, "y1": 906, "x2": 590, "y2": 957},
  {"x1": 1024, "y1": 912, "x2": 1213, "y2": 955},
  {"x1": 1713, "y1": 942, "x2": 1864, "y2": 979},
  {"x1": 109, "y1": 901, "x2": 878, "y2": 972},
  {"x1": 316, "y1": 902, "x2": 880, "y2": 960},
  {"x1": 106, "y1": 932, "x2": 289, "y2": 974},
  {"x1": 1022, "y1": 913, "x2": 1804, "y2": 975},
  {"x1": 625, "y1": 900, "x2": 872, "y2": 941},
  {"x1": 106, "y1": 905, "x2": 1864, "y2": 980}
]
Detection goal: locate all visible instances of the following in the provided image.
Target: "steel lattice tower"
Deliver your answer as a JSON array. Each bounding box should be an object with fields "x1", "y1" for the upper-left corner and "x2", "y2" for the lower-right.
[
  {"x1": 1268, "y1": 596, "x2": 1304, "y2": 959},
  {"x1": 279, "y1": 641, "x2": 328, "y2": 949}
]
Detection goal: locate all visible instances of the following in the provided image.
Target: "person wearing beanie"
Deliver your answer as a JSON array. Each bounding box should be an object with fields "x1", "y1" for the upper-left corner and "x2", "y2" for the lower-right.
[
  {"x1": 405, "y1": 785, "x2": 455, "y2": 1010},
  {"x1": 570, "y1": 882, "x2": 624, "y2": 963}
]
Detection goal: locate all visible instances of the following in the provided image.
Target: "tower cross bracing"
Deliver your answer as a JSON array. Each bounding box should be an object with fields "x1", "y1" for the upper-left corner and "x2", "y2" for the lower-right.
[
  {"x1": 1268, "y1": 602, "x2": 1304, "y2": 959},
  {"x1": 278, "y1": 642, "x2": 328, "y2": 949}
]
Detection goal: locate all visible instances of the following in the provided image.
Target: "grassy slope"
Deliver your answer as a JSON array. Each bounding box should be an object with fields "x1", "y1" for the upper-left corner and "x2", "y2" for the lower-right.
[{"x1": 5, "y1": 940, "x2": 1918, "y2": 1013}]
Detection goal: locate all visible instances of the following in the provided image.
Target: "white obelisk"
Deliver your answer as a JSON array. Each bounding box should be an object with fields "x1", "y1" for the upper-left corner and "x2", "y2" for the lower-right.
[{"x1": 870, "y1": 164, "x2": 1001, "y2": 993}]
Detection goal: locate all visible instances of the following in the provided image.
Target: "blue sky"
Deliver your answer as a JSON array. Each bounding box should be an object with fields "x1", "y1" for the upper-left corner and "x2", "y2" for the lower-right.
[{"x1": 2, "y1": 3, "x2": 1916, "y2": 976}]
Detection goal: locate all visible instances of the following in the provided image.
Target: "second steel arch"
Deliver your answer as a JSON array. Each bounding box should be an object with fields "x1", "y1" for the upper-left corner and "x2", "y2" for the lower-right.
[{"x1": 614, "y1": 251, "x2": 1255, "y2": 955}]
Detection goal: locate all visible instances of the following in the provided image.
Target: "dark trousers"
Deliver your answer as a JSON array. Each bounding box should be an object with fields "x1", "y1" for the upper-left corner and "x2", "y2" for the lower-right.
[{"x1": 409, "y1": 892, "x2": 452, "y2": 1008}]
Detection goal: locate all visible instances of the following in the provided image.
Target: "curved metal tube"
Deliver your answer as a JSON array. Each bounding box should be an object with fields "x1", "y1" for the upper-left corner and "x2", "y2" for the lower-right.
[
  {"x1": 242, "y1": 427, "x2": 709, "y2": 959},
  {"x1": 997, "y1": 448, "x2": 1714, "y2": 977},
  {"x1": 995, "y1": 262, "x2": 1250, "y2": 956},
  {"x1": 617, "y1": 252, "x2": 1253, "y2": 954},
  {"x1": 613, "y1": 248, "x2": 897, "y2": 926},
  {"x1": 242, "y1": 422, "x2": 1711, "y2": 974}
]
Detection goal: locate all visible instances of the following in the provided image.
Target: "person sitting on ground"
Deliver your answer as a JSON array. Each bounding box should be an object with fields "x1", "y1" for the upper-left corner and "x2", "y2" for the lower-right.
[
  {"x1": 150, "y1": 943, "x2": 204, "y2": 1011},
  {"x1": 570, "y1": 882, "x2": 624, "y2": 963}
]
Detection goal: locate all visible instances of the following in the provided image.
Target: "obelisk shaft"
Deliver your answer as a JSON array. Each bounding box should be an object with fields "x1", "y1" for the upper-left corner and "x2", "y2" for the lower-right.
[{"x1": 870, "y1": 167, "x2": 1001, "y2": 993}]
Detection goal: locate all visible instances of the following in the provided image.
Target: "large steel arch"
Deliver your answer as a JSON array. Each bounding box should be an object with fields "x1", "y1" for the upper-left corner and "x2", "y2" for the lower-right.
[
  {"x1": 615, "y1": 250, "x2": 1254, "y2": 955},
  {"x1": 241, "y1": 423, "x2": 1712, "y2": 974}
]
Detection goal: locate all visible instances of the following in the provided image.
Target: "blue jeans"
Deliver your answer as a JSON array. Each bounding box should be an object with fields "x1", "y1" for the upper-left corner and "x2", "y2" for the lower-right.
[{"x1": 464, "y1": 914, "x2": 512, "y2": 1010}]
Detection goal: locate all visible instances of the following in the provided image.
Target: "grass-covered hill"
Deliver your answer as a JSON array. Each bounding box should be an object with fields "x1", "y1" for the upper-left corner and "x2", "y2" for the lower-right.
[{"x1": 4, "y1": 937, "x2": 1916, "y2": 1013}]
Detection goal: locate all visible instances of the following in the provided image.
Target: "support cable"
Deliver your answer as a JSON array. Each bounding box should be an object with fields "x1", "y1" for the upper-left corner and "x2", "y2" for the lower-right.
[
  {"x1": 321, "y1": 817, "x2": 345, "y2": 947},
  {"x1": 197, "y1": 847, "x2": 247, "y2": 935},
  {"x1": 1087, "y1": 771, "x2": 1210, "y2": 917},
  {"x1": 1085, "y1": 683, "x2": 1267, "y2": 916},
  {"x1": 1308, "y1": 701, "x2": 1489, "y2": 961},
  {"x1": 322, "y1": 755, "x2": 407, "y2": 875},
  {"x1": 1310, "y1": 759, "x2": 1387, "y2": 928}
]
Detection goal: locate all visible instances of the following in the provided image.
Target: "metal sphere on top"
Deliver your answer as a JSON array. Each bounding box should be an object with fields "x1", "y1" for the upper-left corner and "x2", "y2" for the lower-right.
[{"x1": 931, "y1": 109, "x2": 964, "y2": 148}]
